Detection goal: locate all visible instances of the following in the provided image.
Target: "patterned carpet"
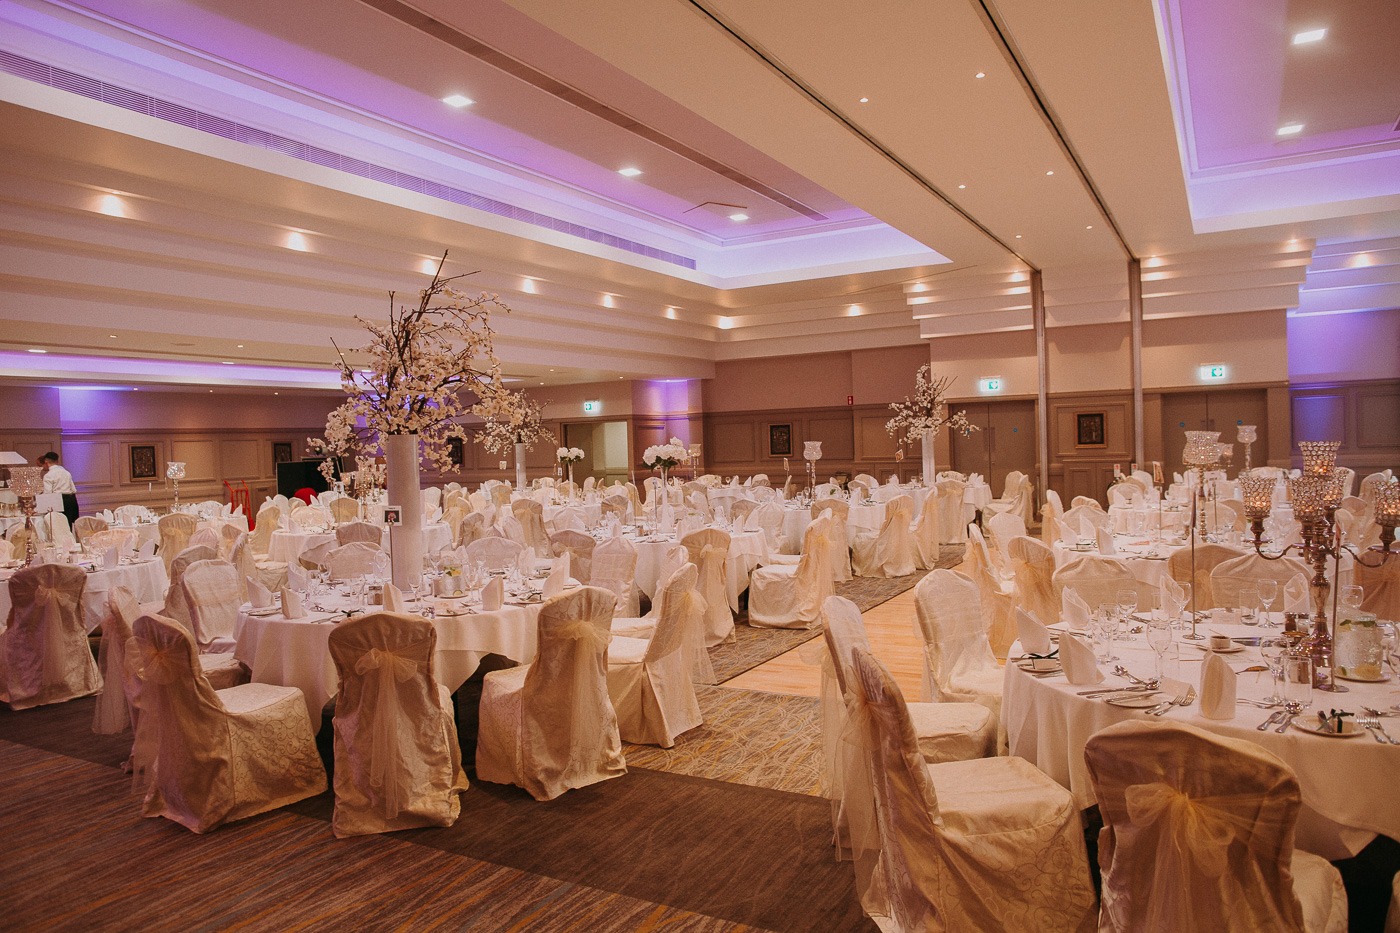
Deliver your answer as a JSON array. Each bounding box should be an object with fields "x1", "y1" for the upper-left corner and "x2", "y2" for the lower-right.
[
  {"x1": 624, "y1": 686, "x2": 824, "y2": 795},
  {"x1": 708, "y1": 545, "x2": 963, "y2": 683}
]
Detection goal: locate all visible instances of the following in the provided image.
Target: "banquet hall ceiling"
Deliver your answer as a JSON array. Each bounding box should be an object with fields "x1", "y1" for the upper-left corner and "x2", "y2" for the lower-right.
[{"x1": 0, "y1": 0, "x2": 1396, "y2": 389}]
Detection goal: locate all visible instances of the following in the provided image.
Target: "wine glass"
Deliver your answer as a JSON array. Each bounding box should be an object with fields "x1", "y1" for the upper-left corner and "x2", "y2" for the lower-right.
[
  {"x1": 1238, "y1": 583, "x2": 1261, "y2": 626},
  {"x1": 1340, "y1": 585, "x2": 1364, "y2": 615},
  {"x1": 1259, "y1": 637, "x2": 1288, "y2": 703},
  {"x1": 1257, "y1": 579, "x2": 1279, "y2": 626},
  {"x1": 1174, "y1": 582, "x2": 1193, "y2": 633},
  {"x1": 1095, "y1": 603, "x2": 1119, "y2": 662},
  {"x1": 1116, "y1": 588, "x2": 1138, "y2": 629},
  {"x1": 1146, "y1": 619, "x2": 1173, "y2": 681}
]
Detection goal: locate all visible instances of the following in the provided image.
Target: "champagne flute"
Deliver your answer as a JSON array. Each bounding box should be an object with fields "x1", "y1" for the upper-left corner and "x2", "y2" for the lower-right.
[
  {"x1": 1116, "y1": 587, "x2": 1138, "y2": 629},
  {"x1": 1146, "y1": 619, "x2": 1173, "y2": 681}
]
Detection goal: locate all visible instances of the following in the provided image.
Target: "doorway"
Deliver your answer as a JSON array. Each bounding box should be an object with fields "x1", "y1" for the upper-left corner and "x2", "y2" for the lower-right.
[
  {"x1": 563, "y1": 421, "x2": 630, "y2": 486},
  {"x1": 949, "y1": 400, "x2": 1038, "y2": 497},
  {"x1": 1160, "y1": 389, "x2": 1269, "y2": 479}
]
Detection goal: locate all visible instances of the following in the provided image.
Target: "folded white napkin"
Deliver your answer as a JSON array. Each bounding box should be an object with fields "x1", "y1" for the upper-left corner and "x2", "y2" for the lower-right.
[
  {"x1": 1057, "y1": 518, "x2": 1079, "y2": 548},
  {"x1": 1096, "y1": 527, "x2": 1117, "y2": 555},
  {"x1": 1160, "y1": 576, "x2": 1186, "y2": 617},
  {"x1": 553, "y1": 552, "x2": 570, "y2": 579},
  {"x1": 280, "y1": 511, "x2": 293, "y2": 531},
  {"x1": 1059, "y1": 633, "x2": 1104, "y2": 685},
  {"x1": 1284, "y1": 573, "x2": 1310, "y2": 614},
  {"x1": 383, "y1": 583, "x2": 405, "y2": 612},
  {"x1": 102, "y1": 546, "x2": 120, "y2": 570},
  {"x1": 1079, "y1": 517, "x2": 1098, "y2": 541},
  {"x1": 280, "y1": 587, "x2": 307, "y2": 619},
  {"x1": 98, "y1": 509, "x2": 115, "y2": 524},
  {"x1": 1062, "y1": 586, "x2": 1091, "y2": 630},
  {"x1": 246, "y1": 576, "x2": 274, "y2": 609},
  {"x1": 515, "y1": 548, "x2": 534, "y2": 577},
  {"x1": 481, "y1": 577, "x2": 503, "y2": 611},
  {"x1": 611, "y1": 521, "x2": 623, "y2": 538},
  {"x1": 136, "y1": 539, "x2": 157, "y2": 560},
  {"x1": 1016, "y1": 608, "x2": 1053, "y2": 656},
  {"x1": 543, "y1": 562, "x2": 566, "y2": 598},
  {"x1": 1199, "y1": 653, "x2": 1236, "y2": 720},
  {"x1": 287, "y1": 563, "x2": 309, "y2": 592}
]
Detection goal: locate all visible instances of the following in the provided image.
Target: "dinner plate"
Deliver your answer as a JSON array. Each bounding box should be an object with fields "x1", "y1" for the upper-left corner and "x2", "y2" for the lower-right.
[
  {"x1": 1291, "y1": 719, "x2": 1367, "y2": 738},
  {"x1": 1015, "y1": 659, "x2": 1061, "y2": 675},
  {"x1": 245, "y1": 607, "x2": 281, "y2": 617},
  {"x1": 1334, "y1": 670, "x2": 1392, "y2": 683},
  {"x1": 1188, "y1": 643, "x2": 1246, "y2": 654},
  {"x1": 1106, "y1": 693, "x2": 1163, "y2": 709}
]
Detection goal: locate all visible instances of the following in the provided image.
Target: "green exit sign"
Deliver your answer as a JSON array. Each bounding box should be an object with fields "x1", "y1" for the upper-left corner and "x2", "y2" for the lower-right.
[
  {"x1": 1200, "y1": 364, "x2": 1228, "y2": 381},
  {"x1": 583, "y1": 400, "x2": 600, "y2": 413},
  {"x1": 978, "y1": 377, "x2": 1003, "y2": 393}
]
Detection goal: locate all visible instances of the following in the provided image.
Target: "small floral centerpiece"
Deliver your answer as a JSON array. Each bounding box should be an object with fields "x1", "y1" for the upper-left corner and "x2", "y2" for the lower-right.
[
  {"x1": 557, "y1": 446, "x2": 585, "y2": 464},
  {"x1": 887, "y1": 365, "x2": 978, "y2": 484},
  {"x1": 643, "y1": 437, "x2": 689, "y2": 485}
]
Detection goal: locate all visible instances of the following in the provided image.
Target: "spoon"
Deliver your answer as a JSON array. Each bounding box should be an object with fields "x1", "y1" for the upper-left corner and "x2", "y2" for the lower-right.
[
  {"x1": 1275, "y1": 700, "x2": 1304, "y2": 733},
  {"x1": 1113, "y1": 665, "x2": 1154, "y2": 687}
]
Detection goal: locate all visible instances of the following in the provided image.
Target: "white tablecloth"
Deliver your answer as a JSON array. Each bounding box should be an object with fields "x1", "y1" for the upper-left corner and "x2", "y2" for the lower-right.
[
  {"x1": 269, "y1": 522, "x2": 452, "y2": 564},
  {"x1": 1052, "y1": 537, "x2": 1185, "y2": 593},
  {"x1": 1004, "y1": 618, "x2": 1400, "y2": 859},
  {"x1": 1108, "y1": 504, "x2": 1190, "y2": 535},
  {"x1": 235, "y1": 594, "x2": 543, "y2": 730},
  {"x1": 0, "y1": 557, "x2": 168, "y2": 634},
  {"x1": 631, "y1": 528, "x2": 769, "y2": 612}
]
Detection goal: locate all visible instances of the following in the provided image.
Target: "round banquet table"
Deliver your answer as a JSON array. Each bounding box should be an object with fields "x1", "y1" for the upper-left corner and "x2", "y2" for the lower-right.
[
  {"x1": 543, "y1": 502, "x2": 602, "y2": 529},
  {"x1": 630, "y1": 528, "x2": 769, "y2": 612},
  {"x1": 1003, "y1": 617, "x2": 1400, "y2": 860},
  {"x1": 1107, "y1": 504, "x2": 1191, "y2": 535},
  {"x1": 1052, "y1": 536, "x2": 1188, "y2": 593},
  {"x1": 268, "y1": 522, "x2": 453, "y2": 565},
  {"x1": 781, "y1": 500, "x2": 888, "y2": 550},
  {"x1": 235, "y1": 592, "x2": 544, "y2": 730},
  {"x1": 0, "y1": 556, "x2": 168, "y2": 634}
]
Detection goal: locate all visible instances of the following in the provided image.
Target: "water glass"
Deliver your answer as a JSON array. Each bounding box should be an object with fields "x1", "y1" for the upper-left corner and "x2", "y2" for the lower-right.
[
  {"x1": 1259, "y1": 637, "x2": 1288, "y2": 703},
  {"x1": 1282, "y1": 655, "x2": 1313, "y2": 707},
  {"x1": 1238, "y1": 584, "x2": 1261, "y2": 625},
  {"x1": 1146, "y1": 620, "x2": 1173, "y2": 681}
]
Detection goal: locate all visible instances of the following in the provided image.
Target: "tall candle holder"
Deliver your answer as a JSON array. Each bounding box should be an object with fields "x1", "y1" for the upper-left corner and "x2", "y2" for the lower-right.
[
  {"x1": 166, "y1": 461, "x2": 186, "y2": 509},
  {"x1": 8, "y1": 466, "x2": 44, "y2": 566},
  {"x1": 1242, "y1": 441, "x2": 1400, "y2": 693},
  {"x1": 803, "y1": 441, "x2": 823, "y2": 496},
  {"x1": 1237, "y1": 425, "x2": 1257, "y2": 472}
]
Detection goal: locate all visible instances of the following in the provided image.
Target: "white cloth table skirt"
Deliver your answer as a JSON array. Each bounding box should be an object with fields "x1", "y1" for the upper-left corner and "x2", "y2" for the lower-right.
[
  {"x1": 1108, "y1": 505, "x2": 1191, "y2": 535},
  {"x1": 631, "y1": 528, "x2": 769, "y2": 612},
  {"x1": 1052, "y1": 538, "x2": 1183, "y2": 593},
  {"x1": 268, "y1": 523, "x2": 452, "y2": 564},
  {"x1": 1003, "y1": 618, "x2": 1400, "y2": 860},
  {"x1": 235, "y1": 596, "x2": 543, "y2": 730},
  {"x1": 0, "y1": 557, "x2": 168, "y2": 634},
  {"x1": 543, "y1": 502, "x2": 602, "y2": 528},
  {"x1": 780, "y1": 501, "x2": 888, "y2": 553}
]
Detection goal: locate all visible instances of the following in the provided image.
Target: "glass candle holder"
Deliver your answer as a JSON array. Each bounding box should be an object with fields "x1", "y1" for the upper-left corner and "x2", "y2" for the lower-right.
[
  {"x1": 1182, "y1": 431, "x2": 1221, "y2": 466},
  {"x1": 1236, "y1": 425, "x2": 1257, "y2": 445},
  {"x1": 8, "y1": 466, "x2": 43, "y2": 499},
  {"x1": 1289, "y1": 473, "x2": 1329, "y2": 522},
  {"x1": 1298, "y1": 441, "x2": 1341, "y2": 476},
  {"x1": 1240, "y1": 474, "x2": 1275, "y2": 521},
  {"x1": 1375, "y1": 480, "x2": 1400, "y2": 529}
]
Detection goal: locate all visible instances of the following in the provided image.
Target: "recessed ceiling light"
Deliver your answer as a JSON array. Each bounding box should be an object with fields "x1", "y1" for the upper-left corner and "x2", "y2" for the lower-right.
[
  {"x1": 718, "y1": 316, "x2": 735, "y2": 330},
  {"x1": 1015, "y1": 234, "x2": 1023, "y2": 239},
  {"x1": 975, "y1": 72, "x2": 986, "y2": 79},
  {"x1": 1086, "y1": 225, "x2": 1094, "y2": 230},
  {"x1": 858, "y1": 97, "x2": 869, "y2": 103},
  {"x1": 1277, "y1": 123, "x2": 1304, "y2": 136},
  {"x1": 419, "y1": 259, "x2": 438, "y2": 275},
  {"x1": 549, "y1": 369, "x2": 555, "y2": 372},
  {"x1": 274, "y1": 392, "x2": 279, "y2": 396},
  {"x1": 729, "y1": 212, "x2": 749, "y2": 222},
  {"x1": 957, "y1": 184, "x2": 966, "y2": 189},
  {"x1": 109, "y1": 334, "x2": 118, "y2": 339},
  {"x1": 236, "y1": 344, "x2": 244, "y2": 348},
  {"x1": 1292, "y1": 28, "x2": 1326, "y2": 45},
  {"x1": 97, "y1": 194, "x2": 125, "y2": 217},
  {"x1": 602, "y1": 294, "x2": 616, "y2": 308},
  {"x1": 617, "y1": 167, "x2": 643, "y2": 177},
  {"x1": 27, "y1": 348, "x2": 47, "y2": 354},
  {"x1": 208, "y1": 389, "x2": 213, "y2": 393},
  {"x1": 665, "y1": 308, "x2": 678, "y2": 320},
  {"x1": 221, "y1": 361, "x2": 234, "y2": 365},
  {"x1": 1045, "y1": 170, "x2": 1055, "y2": 176},
  {"x1": 539, "y1": 382, "x2": 545, "y2": 386},
  {"x1": 847, "y1": 305, "x2": 862, "y2": 317},
  {"x1": 441, "y1": 94, "x2": 474, "y2": 108},
  {"x1": 285, "y1": 231, "x2": 309, "y2": 251}
]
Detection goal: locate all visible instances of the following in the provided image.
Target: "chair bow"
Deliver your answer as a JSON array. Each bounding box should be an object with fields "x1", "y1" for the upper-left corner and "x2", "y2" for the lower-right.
[
  {"x1": 1123, "y1": 781, "x2": 1264, "y2": 877},
  {"x1": 355, "y1": 647, "x2": 421, "y2": 818}
]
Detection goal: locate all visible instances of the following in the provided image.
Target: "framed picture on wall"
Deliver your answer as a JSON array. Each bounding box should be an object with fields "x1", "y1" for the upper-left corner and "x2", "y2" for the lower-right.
[
  {"x1": 129, "y1": 444, "x2": 157, "y2": 480},
  {"x1": 768, "y1": 423, "x2": 793, "y2": 458},
  {"x1": 448, "y1": 436, "x2": 464, "y2": 469},
  {"x1": 1076, "y1": 412, "x2": 1106, "y2": 448},
  {"x1": 272, "y1": 442, "x2": 293, "y2": 464}
]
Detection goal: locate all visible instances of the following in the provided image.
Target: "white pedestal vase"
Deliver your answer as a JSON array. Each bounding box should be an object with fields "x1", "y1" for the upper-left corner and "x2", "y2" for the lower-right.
[
  {"x1": 514, "y1": 442, "x2": 528, "y2": 490},
  {"x1": 921, "y1": 429, "x2": 937, "y2": 487},
  {"x1": 385, "y1": 433, "x2": 424, "y2": 590}
]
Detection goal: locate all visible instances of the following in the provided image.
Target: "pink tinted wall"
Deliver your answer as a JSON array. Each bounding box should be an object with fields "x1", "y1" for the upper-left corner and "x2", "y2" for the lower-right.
[
  {"x1": 850, "y1": 345, "x2": 936, "y2": 403},
  {"x1": 55, "y1": 387, "x2": 341, "y2": 432},
  {"x1": 1288, "y1": 307, "x2": 1400, "y2": 383},
  {"x1": 702, "y1": 351, "x2": 852, "y2": 412},
  {"x1": 928, "y1": 330, "x2": 1039, "y2": 400},
  {"x1": 526, "y1": 381, "x2": 635, "y2": 421},
  {"x1": 0, "y1": 385, "x2": 61, "y2": 429},
  {"x1": 1144, "y1": 310, "x2": 1287, "y2": 388}
]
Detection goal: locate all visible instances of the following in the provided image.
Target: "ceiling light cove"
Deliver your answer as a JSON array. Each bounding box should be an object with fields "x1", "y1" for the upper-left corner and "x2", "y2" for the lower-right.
[
  {"x1": 617, "y1": 167, "x2": 643, "y2": 177},
  {"x1": 441, "y1": 93, "x2": 474, "y2": 108},
  {"x1": 284, "y1": 231, "x2": 310, "y2": 251},
  {"x1": 1291, "y1": 28, "x2": 1326, "y2": 45},
  {"x1": 1277, "y1": 123, "x2": 1305, "y2": 136}
]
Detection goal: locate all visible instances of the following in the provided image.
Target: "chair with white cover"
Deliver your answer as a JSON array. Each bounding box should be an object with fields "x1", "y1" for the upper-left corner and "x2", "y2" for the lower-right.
[
  {"x1": 982, "y1": 470, "x2": 1034, "y2": 526},
  {"x1": 745, "y1": 501, "x2": 786, "y2": 555},
  {"x1": 330, "y1": 497, "x2": 360, "y2": 524},
  {"x1": 1085, "y1": 719, "x2": 1347, "y2": 933},
  {"x1": 606, "y1": 565, "x2": 703, "y2": 747},
  {"x1": 851, "y1": 495, "x2": 917, "y2": 578},
  {"x1": 490, "y1": 485, "x2": 512, "y2": 508},
  {"x1": 963, "y1": 525, "x2": 1017, "y2": 658},
  {"x1": 612, "y1": 545, "x2": 689, "y2": 637},
  {"x1": 812, "y1": 498, "x2": 853, "y2": 580},
  {"x1": 158, "y1": 512, "x2": 198, "y2": 570},
  {"x1": 0, "y1": 563, "x2": 101, "y2": 709},
  {"x1": 853, "y1": 473, "x2": 879, "y2": 490},
  {"x1": 1052, "y1": 555, "x2": 1143, "y2": 610},
  {"x1": 680, "y1": 528, "x2": 734, "y2": 646},
  {"x1": 335, "y1": 521, "x2": 383, "y2": 547},
  {"x1": 911, "y1": 571, "x2": 1002, "y2": 722},
  {"x1": 464, "y1": 536, "x2": 524, "y2": 573},
  {"x1": 476, "y1": 587, "x2": 627, "y2": 800},
  {"x1": 842, "y1": 647, "x2": 1096, "y2": 932},
  {"x1": 1071, "y1": 495, "x2": 1103, "y2": 510},
  {"x1": 187, "y1": 527, "x2": 221, "y2": 553},
  {"x1": 326, "y1": 542, "x2": 383, "y2": 582},
  {"x1": 511, "y1": 499, "x2": 551, "y2": 552},
  {"x1": 159, "y1": 544, "x2": 220, "y2": 630},
  {"x1": 749, "y1": 515, "x2": 834, "y2": 629},
  {"x1": 1042, "y1": 489, "x2": 1065, "y2": 543},
  {"x1": 549, "y1": 530, "x2": 595, "y2": 584},
  {"x1": 180, "y1": 559, "x2": 242, "y2": 651},
  {"x1": 327, "y1": 612, "x2": 468, "y2": 837},
  {"x1": 290, "y1": 505, "x2": 325, "y2": 531},
  {"x1": 911, "y1": 491, "x2": 941, "y2": 571},
  {"x1": 1063, "y1": 503, "x2": 1111, "y2": 534},
  {"x1": 1166, "y1": 543, "x2": 1246, "y2": 610},
  {"x1": 729, "y1": 498, "x2": 759, "y2": 525},
  {"x1": 250, "y1": 507, "x2": 280, "y2": 553},
  {"x1": 298, "y1": 540, "x2": 336, "y2": 571},
  {"x1": 984, "y1": 509, "x2": 1027, "y2": 560},
  {"x1": 1107, "y1": 483, "x2": 1140, "y2": 508},
  {"x1": 421, "y1": 486, "x2": 442, "y2": 512},
  {"x1": 934, "y1": 478, "x2": 967, "y2": 544},
  {"x1": 1008, "y1": 535, "x2": 1058, "y2": 627},
  {"x1": 126, "y1": 613, "x2": 325, "y2": 833},
  {"x1": 456, "y1": 511, "x2": 489, "y2": 546},
  {"x1": 72, "y1": 515, "x2": 108, "y2": 543},
  {"x1": 1355, "y1": 554, "x2": 1400, "y2": 621},
  {"x1": 591, "y1": 534, "x2": 639, "y2": 616},
  {"x1": 1210, "y1": 553, "x2": 1311, "y2": 610}
]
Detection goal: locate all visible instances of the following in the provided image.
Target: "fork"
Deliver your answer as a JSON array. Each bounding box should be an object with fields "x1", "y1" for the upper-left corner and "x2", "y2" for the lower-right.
[
  {"x1": 1359, "y1": 714, "x2": 1399, "y2": 744},
  {"x1": 1148, "y1": 687, "x2": 1196, "y2": 716}
]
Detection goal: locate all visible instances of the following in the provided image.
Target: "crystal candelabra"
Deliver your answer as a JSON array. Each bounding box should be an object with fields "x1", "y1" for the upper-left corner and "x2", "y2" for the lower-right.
[
  {"x1": 1237, "y1": 424, "x2": 1258, "y2": 472},
  {"x1": 1242, "y1": 441, "x2": 1400, "y2": 693},
  {"x1": 803, "y1": 441, "x2": 823, "y2": 496},
  {"x1": 688, "y1": 443, "x2": 703, "y2": 482},
  {"x1": 1183, "y1": 431, "x2": 1220, "y2": 541},
  {"x1": 8, "y1": 466, "x2": 44, "y2": 566},
  {"x1": 166, "y1": 461, "x2": 186, "y2": 508}
]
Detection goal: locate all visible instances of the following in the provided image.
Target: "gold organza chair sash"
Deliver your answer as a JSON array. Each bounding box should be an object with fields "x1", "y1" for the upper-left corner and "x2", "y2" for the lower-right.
[
  {"x1": 354, "y1": 646, "x2": 423, "y2": 819},
  {"x1": 1123, "y1": 781, "x2": 1282, "y2": 877}
]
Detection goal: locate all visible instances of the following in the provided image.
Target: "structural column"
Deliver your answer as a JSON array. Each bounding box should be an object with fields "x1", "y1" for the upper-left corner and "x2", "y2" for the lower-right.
[
  {"x1": 1129, "y1": 258, "x2": 1145, "y2": 468},
  {"x1": 1032, "y1": 270, "x2": 1049, "y2": 505}
]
